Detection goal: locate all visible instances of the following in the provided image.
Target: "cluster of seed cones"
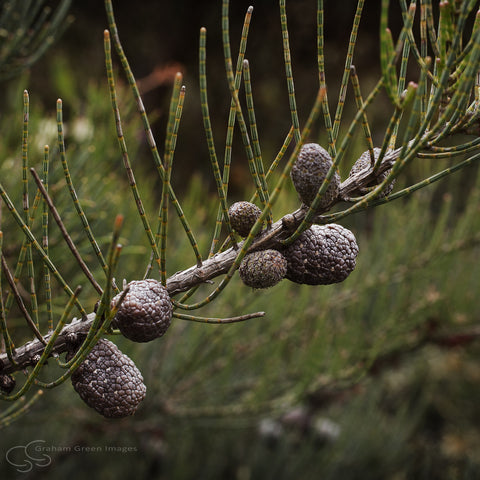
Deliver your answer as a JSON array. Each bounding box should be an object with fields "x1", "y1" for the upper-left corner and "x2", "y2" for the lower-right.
[
  {"x1": 69, "y1": 279, "x2": 173, "y2": 418},
  {"x1": 70, "y1": 143, "x2": 392, "y2": 418},
  {"x1": 229, "y1": 142, "x2": 394, "y2": 289}
]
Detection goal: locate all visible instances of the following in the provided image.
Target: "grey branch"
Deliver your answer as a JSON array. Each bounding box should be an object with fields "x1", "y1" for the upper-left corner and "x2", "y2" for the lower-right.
[{"x1": 0, "y1": 152, "x2": 399, "y2": 376}]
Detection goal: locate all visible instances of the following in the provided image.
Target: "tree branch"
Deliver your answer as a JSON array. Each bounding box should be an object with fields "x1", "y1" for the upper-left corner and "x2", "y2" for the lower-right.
[{"x1": 0, "y1": 148, "x2": 466, "y2": 376}]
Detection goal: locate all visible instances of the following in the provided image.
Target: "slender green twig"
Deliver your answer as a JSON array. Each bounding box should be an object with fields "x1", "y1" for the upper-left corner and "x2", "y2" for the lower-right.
[
  {"x1": 220, "y1": 3, "x2": 267, "y2": 210},
  {"x1": 0, "y1": 182, "x2": 86, "y2": 316},
  {"x1": 0, "y1": 390, "x2": 43, "y2": 429},
  {"x1": 243, "y1": 59, "x2": 271, "y2": 226},
  {"x1": 1, "y1": 255, "x2": 46, "y2": 346},
  {"x1": 322, "y1": 153, "x2": 480, "y2": 221},
  {"x1": 56, "y1": 99, "x2": 111, "y2": 288},
  {"x1": 0, "y1": 0, "x2": 73, "y2": 81},
  {"x1": 250, "y1": 125, "x2": 295, "y2": 206},
  {"x1": 389, "y1": 4, "x2": 412, "y2": 148},
  {"x1": 104, "y1": 3, "x2": 202, "y2": 268},
  {"x1": 349, "y1": 65, "x2": 374, "y2": 155},
  {"x1": 317, "y1": 0, "x2": 334, "y2": 153},
  {"x1": 421, "y1": 137, "x2": 480, "y2": 157},
  {"x1": 59, "y1": 215, "x2": 124, "y2": 373},
  {"x1": 209, "y1": 4, "x2": 257, "y2": 256},
  {"x1": 21, "y1": 90, "x2": 39, "y2": 329},
  {"x1": 21, "y1": 90, "x2": 29, "y2": 223},
  {"x1": 279, "y1": 0, "x2": 300, "y2": 143},
  {"x1": 30, "y1": 167, "x2": 103, "y2": 296},
  {"x1": 0, "y1": 232, "x2": 17, "y2": 365},
  {"x1": 173, "y1": 310, "x2": 265, "y2": 324},
  {"x1": 0, "y1": 286, "x2": 81, "y2": 401},
  {"x1": 332, "y1": 0, "x2": 365, "y2": 143},
  {"x1": 2, "y1": 186, "x2": 42, "y2": 319},
  {"x1": 199, "y1": 26, "x2": 235, "y2": 250},
  {"x1": 42, "y1": 146, "x2": 53, "y2": 332},
  {"x1": 160, "y1": 78, "x2": 185, "y2": 285},
  {"x1": 104, "y1": 30, "x2": 161, "y2": 273}
]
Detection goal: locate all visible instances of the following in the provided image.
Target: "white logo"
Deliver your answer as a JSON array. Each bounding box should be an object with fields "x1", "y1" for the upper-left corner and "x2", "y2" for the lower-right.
[{"x1": 5, "y1": 440, "x2": 52, "y2": 473}]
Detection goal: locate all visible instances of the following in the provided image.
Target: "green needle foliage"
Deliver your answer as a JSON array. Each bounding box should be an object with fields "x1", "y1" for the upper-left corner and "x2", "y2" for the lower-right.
[
  {"x1": 0, "y1": 0, "x2": 73, "y2": 81},
  {"x1": 0, "y1": 1, "x2": 480, "y2": 476}
]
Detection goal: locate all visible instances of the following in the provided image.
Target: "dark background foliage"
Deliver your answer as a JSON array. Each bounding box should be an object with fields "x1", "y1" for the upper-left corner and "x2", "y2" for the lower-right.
[{"x1": 1, "y1": 2, "x2": 480, "y2": 479}]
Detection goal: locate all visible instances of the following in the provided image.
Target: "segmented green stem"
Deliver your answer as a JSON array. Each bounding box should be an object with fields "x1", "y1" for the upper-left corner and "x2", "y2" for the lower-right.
[
  {"x1": 324, "y1": 153, "x2": 480, "y2": 221},
  {"x1": 0, "y1": 232, "x2": 17, "y2": 365},
  {"x1": 59, "y1": 216, "x2": 124, "y2": 373},
  {"x1": 3, "y1": 188, "x2": 42, "y2": 318},
  {"x1": 425, "y1": 0, "x2": 440, "y2": 59},
  {"x1": 332, "y1": 0, "x2": 365, "y2": 143},
  {"x1": 349, "y1": 66, "x2": 374, "y2": 155},
  {"x1": 243, "y1": 59, "x2": 271, "y2": 225},
  {"x1": 25, "y1": 237, "x2": 38, "y2": 327},
  {"x1": 0, "y1": 390, "x2": 43, "y2": 429},
  {"x1": 0, "y1": 285, "x2": 81, "y2": 401},
  {"x1": 324, "y1": 30, "x2": 476, "y2": 224},
  {"x1": 1, "y1": 254, "x2": 46, "y2": 346},
  {"x1": 173, "y1": 310, "x2": 265, "y2": 324},
  {"x1": 421, "y1": 136, "x2": 480, "y2": 157},
  {"x1": 22, "y1": 90, "x2": 29, "y2": 217},
  {"x1": 220, "y1": 4, "x2": 267, "y2": 214},
  {"x1": 157, "y1": 75, "x2": 182, "y2": 276},
  {"x1": 420, "y1": 2, "x2": 428, "y2": 63},
  {"x1": 104, "y1": 4, "x2": 202, "y2": 268},
  {"x1": 199, "y1": 26, "x2": 235, "y2": 250},
  {"x1": 279, "y1": 0, "x2": 300, "y2": 143},
  {"x1": 435, "y1": 30, "x2": 480, "y2": 140},
  {"x1": 42, "y1": 146, "x2": 53, "y2": 331},
  {"x1": 397, "y1": 0, "x2": 438, "y2": 89},
  {"x1": 390, "y1": 3, "x2": 413, "y2": 148},
  {"x1": 30, "y1": 168, "x2": 103, "y2": 296},
  {"x1": 160, "y1": 78, "x2": 185, "y2": 285},
  {"x1": 317, "y1": 0, "x2": 334, "y2": 153},
  {"x1": 380, "y1": 0, "x2": 397, "y2": 105},
  {"x1": 0, "y1": 183, "x2": 86, "y2": 316},
  {"x1": 247, "y1": 125, "x2": 295, "y2": 217},
  {"x1": 210, "y1": 4, "x2": 255, "y2": 256},
  {"x1": 373, "y1": 95, "x2": 406, "y2": 174},
  {"x1": 56, "y1": 99, "x2": 111, "y2": 287},
  {"x1": 22, "y1": 90, "x2": 39, "y2": 328},
  {"x1": 266, "y1": 126, "x2": 295, "y2": 182},
  {"x1": 104, "y1": 30, "x2": 161, "y2": 272}
]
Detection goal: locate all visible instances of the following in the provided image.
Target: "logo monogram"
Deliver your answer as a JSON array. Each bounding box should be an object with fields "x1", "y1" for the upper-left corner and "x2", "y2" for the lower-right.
[{"x1": 5, "y1": 440, "x2": 52, "y2": 473}]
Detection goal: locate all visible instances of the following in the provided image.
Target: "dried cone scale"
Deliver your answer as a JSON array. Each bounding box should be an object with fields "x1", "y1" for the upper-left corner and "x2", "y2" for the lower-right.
[
  {"x1": 291, "y1": 143, "x2": 341, "y2": 210},
  {"x1": 70, "y1": 338, "x2": 146, "y2": 418},
  {"x1": 228, "y1": 201, "x2": 263, "y2": 237},
  {"x1": 283, "y1": 224, "x2": 359, "y2": 285},
  {"x1": 348, "y1": 147, "x2": 396, "y2": 197},
  {"x1": 239, "y1": 249, "x2": 287, "y2": 289},
  {"x1": 111, "y1": 279, "x2": 173, "y2": 343}
]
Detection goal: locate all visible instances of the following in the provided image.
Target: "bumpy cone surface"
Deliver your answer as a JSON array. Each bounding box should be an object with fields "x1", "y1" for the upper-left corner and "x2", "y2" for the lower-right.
[
  {"x1": 112, "y1": 279, "x2": 173, "y2": 343},
  {"x1": 348, "y1": 147, "x2": 396, "y2": 197},
  {"x1": 71, "y1": 338, "x2": 146, "y2": 418},
  {"x1": 283, "y1": 224, "x2": 358, "y2": 285},
  {"x1": 291, "y1": 143, "x2": 341, "y2": 210},
  {"x1": 239, "y1": 249, "x2": 287, "y2": 289},
  {"x1": 228, "y1": 201, "x2": 262, "y2": 237}
]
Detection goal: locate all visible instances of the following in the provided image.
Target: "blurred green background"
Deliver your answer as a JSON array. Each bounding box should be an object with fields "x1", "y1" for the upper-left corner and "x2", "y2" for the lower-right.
[{"x1": 1, "y1": 1, "x2": 480, "y2": 479}]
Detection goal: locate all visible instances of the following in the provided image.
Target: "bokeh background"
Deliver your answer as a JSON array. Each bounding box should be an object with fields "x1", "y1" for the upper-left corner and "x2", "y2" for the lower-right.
[{"x1": 1, "y1": 1, "x2": 480, "y2": 479}]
